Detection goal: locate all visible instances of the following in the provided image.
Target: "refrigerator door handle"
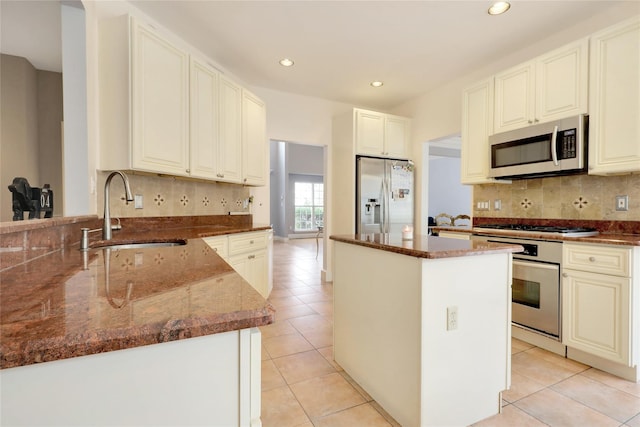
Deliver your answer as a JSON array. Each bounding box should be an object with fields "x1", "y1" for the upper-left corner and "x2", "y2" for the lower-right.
[
  {"x1": 382, "y1": 165, "x2": 390, "y2": 233},
  {"x1": 378, "y1": 179, "x2": 386, "y2": 233}
]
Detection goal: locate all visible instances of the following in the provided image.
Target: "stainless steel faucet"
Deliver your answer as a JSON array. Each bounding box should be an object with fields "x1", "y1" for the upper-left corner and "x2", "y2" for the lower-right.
[{"x1": 103, "y1": 171, "x2": 133, "y2": 240}]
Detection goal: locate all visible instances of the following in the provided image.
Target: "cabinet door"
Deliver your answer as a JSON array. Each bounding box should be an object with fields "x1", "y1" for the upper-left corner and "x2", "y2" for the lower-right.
[
  {"x1": 589, "y1": 16, "x2": 640, "y2": 175},
  {"x1": 355, "y1": 109, "x2": 385, "y2": 156},
  {"x1": 535, "y1": 39, "x2": 588, "y2": 124},
  {"x1": 218, "y1": 75, "x2": 243, "y2": 183},
  {"x1": 242, "y1": 89, "x2": 267, "y2": 186},
  {"x1": 563, "y1": 269, "x2": 631, "y2": 365},
  {"x1": 190, "y1": 58, "x2": 219, "y2": 179},
  {"x1": 461, "y1": 78, "x2": 499, "y2": 184},
  {"x1": 494, "y1": 62, "x2": 535, "y2": 133},
  {"x1": 131, "y1": 19, "x2": 189, "y2": 176},
  {"x1": 228, "y1": 249, "x2": 268, "y2": 298},
  {"x1": 384, "y1": 116, "x2": 410, "y2": 159}
]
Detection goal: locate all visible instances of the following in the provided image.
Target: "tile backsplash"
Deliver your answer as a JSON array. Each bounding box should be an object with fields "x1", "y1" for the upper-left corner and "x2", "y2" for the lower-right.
[
  {"x1": 97, "y1": 172, "x2": 251, "y2": 218},
  {"x1": 473, "y1": 173, "x2": 640, "y2": 221}
]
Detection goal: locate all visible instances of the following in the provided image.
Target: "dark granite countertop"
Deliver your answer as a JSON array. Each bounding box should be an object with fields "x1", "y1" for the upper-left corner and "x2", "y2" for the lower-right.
[
  {"x1": 330, "y1": 233, "x2": 523, "y2": 259},
  {"x1": 433, "y1": 219, "x2": 640, "y2": 246},
  {"x1": 0, "y1": 217, "x2": 274, "y2": 369}
]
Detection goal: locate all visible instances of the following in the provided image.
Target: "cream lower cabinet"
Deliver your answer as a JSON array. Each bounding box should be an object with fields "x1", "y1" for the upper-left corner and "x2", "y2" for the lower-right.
[
  {"x1": 562, "y1": 243, "x2": 636, "y2": 366},
  {"x1": 588, "y1": 15, "x2": 640, "y2": 175},
  {"x1": 204, "y1": 230, "x2": 272, "y2": 299}
]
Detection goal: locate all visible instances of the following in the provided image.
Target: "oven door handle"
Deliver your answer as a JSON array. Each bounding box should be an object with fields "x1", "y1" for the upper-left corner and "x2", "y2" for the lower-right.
[
  {"x1": 513, "y1": 260, "x2": 559, "y2": 271},
  {"x1": 551, "y1": 125, "x2": 559, "y2": 166}
]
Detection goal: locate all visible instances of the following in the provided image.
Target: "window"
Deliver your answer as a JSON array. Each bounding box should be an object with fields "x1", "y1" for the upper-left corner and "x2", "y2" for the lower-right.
[{"x1": 294, "y1": 182, "x2": 324, "y2": 232}]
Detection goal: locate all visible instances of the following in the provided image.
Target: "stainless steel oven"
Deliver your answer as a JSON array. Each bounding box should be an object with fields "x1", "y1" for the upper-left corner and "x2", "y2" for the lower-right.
[{"x1": 471, "y1": 234, "x2": 563, "y2": 340}]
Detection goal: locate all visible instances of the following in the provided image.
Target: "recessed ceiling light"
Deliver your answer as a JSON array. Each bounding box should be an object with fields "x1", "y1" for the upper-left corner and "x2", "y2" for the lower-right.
[
  {"x1": 279, "y1": 58, "x2": 294, "y2": 67},
  {"x1": 488, "y1": 1, "x2": 510, "y2": 15},
  {"x1": 370, "y1": 81, "x2": 384, "y2": 88}
]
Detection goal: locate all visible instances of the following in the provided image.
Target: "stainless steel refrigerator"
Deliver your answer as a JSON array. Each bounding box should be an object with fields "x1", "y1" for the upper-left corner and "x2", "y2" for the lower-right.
[{"x1": 356, "y1": 156, "x2": 414, "y2": 234}]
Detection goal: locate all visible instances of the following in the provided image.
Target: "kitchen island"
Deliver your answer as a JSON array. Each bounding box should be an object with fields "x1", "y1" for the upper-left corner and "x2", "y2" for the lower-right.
[
  {"x1": 330, "y1": 233, "x2": 522, "y2": 427},
  {"x1": 0, "y1": 216, "x2": 274, "y2": 426}
]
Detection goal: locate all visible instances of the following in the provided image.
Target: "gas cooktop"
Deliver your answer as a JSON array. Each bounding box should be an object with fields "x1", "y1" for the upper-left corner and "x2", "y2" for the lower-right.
[{"x1": 474, "y1": 224, "x2": 599, "y2": 237}]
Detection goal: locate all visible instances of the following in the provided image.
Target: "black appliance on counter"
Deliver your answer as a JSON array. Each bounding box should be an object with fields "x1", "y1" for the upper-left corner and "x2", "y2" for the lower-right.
[{"x1": 7, "y1": 177, "x2": 53, "y2": 221}]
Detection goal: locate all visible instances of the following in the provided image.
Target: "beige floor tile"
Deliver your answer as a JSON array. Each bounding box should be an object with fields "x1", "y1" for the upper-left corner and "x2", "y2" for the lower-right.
[
  {"x1": 273, "y1": 350, "x2": 336, "y2": 385},
  {"x1": 627, "y1": 412, "x2": 640, "y2": 427},
  {"x1": 289, "y1": 314, "x2": 332, "y2": 333},
  {"x1": 502, "y1": 371, "x2": 547, "y2": 403},
  {"x1": 259, "y1": 320, "x2": 297, "y2": 339},
  {"x1": 296, "y1": 292, "x2": 333, "y2": 303},
  {"x1": 263, "y1": 333, "x2": 314, "y2": 358},
  {"x1": 268, "y1": 288, "x2": 293, "y2": 298},
  {"x1": 514, "y1": 388, "x2": 620, "y2": 427},
  {"x1": 369, "y1": 401, "x2": 402, "y2": 427},
  {"x1": 581, "y1": 368, "x2": 640, "y2": 397},
  {"x1": 262, "y1": 359, "x2": 287, "y2": 391},
  {"x1": 317, "y1": 346, "x2": 343, "y2": 372},
  {"x1": 314, "y1": 403, "x2": 392, "y2": 426},
  {"x1": 261, "y1": 385, "x2": 311, "y2": 427},
  {"x1": 268, "y1": 295, "x2": 305, "y2": 310},
  {"x1": 511, "y1": 338, "x2": 535, "y2": 354},
  {"x1": 261, "y1": 344, "x2": 271, "y2": 360},
  {"x1": 287, "y1": 286, "x2": 318, "y2": 296},
  {"x1": 290, "y1": 372, "x2": 366, "y2": 419},
  {"x1": 511, "y1": 350, "x2": 582, "y2": 387},
  {"x1": 340, "y1": 371, "x2": 373, "y2": 402},
  {"x1": 472, "y1": 404, "x2": 547, "y2": 426},
  {"x1": 551, "y1": 374, "x2": 640, "y2": 422},
  {"x1": 300, "y1": 329, "x2": 333, "y2": 349},
  {"x1": 526, "y1": 347, "x2": 589, "y2": 373},
  {"x1": 307, "y1": 301, "x2": 333, "y2": 316},
  {"x1": 273, "y1": 304, "x2": 320, "y2": 320}
]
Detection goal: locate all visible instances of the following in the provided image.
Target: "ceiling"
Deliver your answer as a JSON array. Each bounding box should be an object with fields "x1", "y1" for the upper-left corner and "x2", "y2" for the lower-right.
[{"x1": 2, "y1": 1, "x2": 637, "y2": 110}]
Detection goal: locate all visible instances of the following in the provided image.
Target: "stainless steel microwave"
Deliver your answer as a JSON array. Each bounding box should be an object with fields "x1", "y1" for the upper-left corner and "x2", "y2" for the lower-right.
[{"x1": 489, "y1": 114, "x2": 588, "y2": 179}]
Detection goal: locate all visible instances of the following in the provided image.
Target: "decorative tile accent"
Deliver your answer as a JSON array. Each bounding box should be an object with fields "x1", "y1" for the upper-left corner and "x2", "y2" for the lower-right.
[
  {"x1": 520, "y1": 198, "x2": 533, "y2": 209},
  {"x1": 236, "y1": 199, "x2": 243, "y2": 207},
  {"x1": 220, "y1": 198, "x2": 228, "y2": 208},
  {"x1": 179, "y1": 195, "x2": 189, "y2": 207},
  {"x1": 153, "y1": 253, "x2": 164, "y2": 265},
  {"x1": 202, "y1": 196, "x2": 210, "y2": 207},
  {"x1": 179, "y1": 248, "x2": 189, "y2": 261},
  {"x1": 154, "y1": 194, "x2": 166, "y2": 206},
  {"x1": 120, "y1": 258, "x2": 134, "y2": 271},
  {"x1": 573, "y1": 196, "x2": 589, "y2": 209}
]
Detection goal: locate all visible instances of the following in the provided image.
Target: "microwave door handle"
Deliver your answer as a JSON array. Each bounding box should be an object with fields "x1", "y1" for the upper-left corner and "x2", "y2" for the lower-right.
[{"x1": 551, "y1": 125, "x2": 559, "y2": 166}]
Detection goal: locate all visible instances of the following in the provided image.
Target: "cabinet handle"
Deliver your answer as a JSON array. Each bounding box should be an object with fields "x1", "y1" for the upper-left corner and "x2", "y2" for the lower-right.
[
  {"x1": 217, "y1": 173, "x2": 224, "y2": 178},
  {"x1": 588, "y1": 256, "x2": 596, "y2": 262},
  {"x1": 243, "y1": 178, "x2": 248, "y2": 183},
  {"x1": 527, "y1": 120, "x2": 533, "y2": 124},
  {"x1": 534, "y1": 118, "x2": 539, "y2": 123},
  {"x1": 248, "y1": 255, "x2": 255, "y2": 259}
]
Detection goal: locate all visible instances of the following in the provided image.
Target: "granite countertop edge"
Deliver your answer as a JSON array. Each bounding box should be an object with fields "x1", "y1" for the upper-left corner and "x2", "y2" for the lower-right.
[{"x1": 330, "y1": 234, "x2": 523, "y2": 259}]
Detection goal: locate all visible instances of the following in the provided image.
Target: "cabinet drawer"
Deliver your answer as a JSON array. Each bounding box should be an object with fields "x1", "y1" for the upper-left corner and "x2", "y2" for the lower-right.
[
  {"x1": 563, "y1": 243, "x2": 631, "y2": 277},
  {"x1": 203, "y1": 236, "x2": 229, "y2": 259},
  {"x1": 228, "y1": 231, "x2": 267, "y2": 256}
]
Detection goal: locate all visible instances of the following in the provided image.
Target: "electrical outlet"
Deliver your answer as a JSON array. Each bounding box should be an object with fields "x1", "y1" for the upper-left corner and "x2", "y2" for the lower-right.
[
  {"x1": 616, "y1": 195, "x2": 629, "y2": 211},
  {"x1": 476, "y1": 201, "x2": 490, "y2": 211},
  {"x1": 447, "y1": 306, "x2": 458, "y2": 331},
  {"x1": 134, "y1": 194, "x2": 144, "y2": 209},
  {"x1": 494, "y1": 199, "x2": 502, "y2": 211}
]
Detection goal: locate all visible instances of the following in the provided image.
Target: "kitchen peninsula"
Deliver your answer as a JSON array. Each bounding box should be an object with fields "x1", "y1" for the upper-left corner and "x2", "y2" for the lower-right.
[
  {"x1": 330, "y1": 233, "x2": 522, "y2": 427},
  {"x1": 0, "y1": 215, "x2": 273, "y2": 426}
]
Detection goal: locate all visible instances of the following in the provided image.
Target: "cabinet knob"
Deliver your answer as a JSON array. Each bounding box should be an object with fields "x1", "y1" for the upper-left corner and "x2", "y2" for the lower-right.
[
  {"x1": 248, "y1": 254, "x2": 255, "y2": 260},
  {"x1": 589, "y1": 256, "x2": 596, "y2": 262},
  {"x1": 213, "y1": 248, "x2": 218, "y2": 252},
  {"x1": 527, "y1": 120, "x2": 533, "y2": 124},
  {"x1": 534, "y1": 119, "x2": 539, "y2": 123},
  {"x1": 562, "y1": 272, "x2": 568, "y2": 278},
  {"x1": 186, "y1": 169, "x2": 190, "y2": 173},
  {"x1": 217, "y1": 173, "x2": 224, "y2": 178},
  {"x1": 249, "y1": 240, "x2": 254, "y2": 244}
]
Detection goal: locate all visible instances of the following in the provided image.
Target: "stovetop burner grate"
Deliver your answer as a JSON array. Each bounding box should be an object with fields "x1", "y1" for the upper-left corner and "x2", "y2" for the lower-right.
[{"x1": 475, "y1": 224, "x2": 598, "y2": 237}]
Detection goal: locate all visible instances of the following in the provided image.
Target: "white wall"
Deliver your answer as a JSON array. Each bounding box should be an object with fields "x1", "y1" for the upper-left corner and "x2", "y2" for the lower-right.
[{"x1": 428, "y1": 157, "x2": 471, "y2": 220}]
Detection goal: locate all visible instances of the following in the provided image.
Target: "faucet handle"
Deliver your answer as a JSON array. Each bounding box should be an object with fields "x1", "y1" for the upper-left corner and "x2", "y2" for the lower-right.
[{"x1": 111, "y1": 217, "x2": 122, "y2": 231}]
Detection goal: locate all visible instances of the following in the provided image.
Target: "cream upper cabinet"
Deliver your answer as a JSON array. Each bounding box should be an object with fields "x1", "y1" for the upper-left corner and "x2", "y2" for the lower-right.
[
  {"x1": 189, "y1": 57, "x2": 219, "y2": 180},
  {"x1": 100, "y1": 15, "x2": 190, "y2": 176},
  {"x1": 494, "y1": 38, "x2": 588, "y2": 134},
  {"x1": 588, "y1": 16, "x2": 640, "y2": 175},
  {"x1": 355, "y1": 109, "x2": 410, "y2": 159},
  {"x1": 242, "y1": 89, "x2": 267, "y2": 186},
  {"x1": 562, "y1": 243, "x2": 636, "y2": 366},
  {"x1": 218, "y1": 75, "x2": 243, "y2": 183},
  {"x1": 461, "y1": 78, "x2": 501, "y2": 184}
]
